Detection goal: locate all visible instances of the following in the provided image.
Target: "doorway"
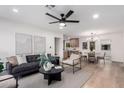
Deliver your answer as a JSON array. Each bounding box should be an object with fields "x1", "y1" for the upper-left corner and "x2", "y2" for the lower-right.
[{"x1": 55, "y1": 37, "x2": 61, "y2": 56}]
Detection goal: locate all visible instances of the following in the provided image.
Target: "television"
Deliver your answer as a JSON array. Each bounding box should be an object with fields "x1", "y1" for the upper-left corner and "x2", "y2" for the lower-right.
[{"x1": 101, "y1": 44, "x2": 111, "y2": 50}]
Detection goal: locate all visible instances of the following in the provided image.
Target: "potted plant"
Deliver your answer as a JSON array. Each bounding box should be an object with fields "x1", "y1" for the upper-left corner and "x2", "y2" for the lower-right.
[{"x1": 0, "y1": 62, "x2": 4, "y2": 72}]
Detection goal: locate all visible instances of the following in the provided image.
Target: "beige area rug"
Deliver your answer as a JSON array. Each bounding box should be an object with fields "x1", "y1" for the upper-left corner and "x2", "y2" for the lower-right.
[{"x1": 18, "y1": 64, "x2": 93, "y2": 88}]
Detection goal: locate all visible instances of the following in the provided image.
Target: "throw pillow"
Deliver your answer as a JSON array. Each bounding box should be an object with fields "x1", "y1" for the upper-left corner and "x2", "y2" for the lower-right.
[
  {"x1": 16, "y1": 55, "x2": 27, "y2": 65},
  {"x1": 6, "y1": 56, "x2": 18, "y2": 66}
]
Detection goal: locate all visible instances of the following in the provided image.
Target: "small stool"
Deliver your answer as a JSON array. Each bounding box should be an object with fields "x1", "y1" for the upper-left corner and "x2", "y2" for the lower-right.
[{"x1": 0, "y1": 75, "x2": 18, "y2": 88}]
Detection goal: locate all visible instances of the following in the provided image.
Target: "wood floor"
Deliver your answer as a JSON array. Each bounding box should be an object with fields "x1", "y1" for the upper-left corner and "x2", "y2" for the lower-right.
[{"x1": 81, "y1": 61, "x2": 124, "y2": 88}]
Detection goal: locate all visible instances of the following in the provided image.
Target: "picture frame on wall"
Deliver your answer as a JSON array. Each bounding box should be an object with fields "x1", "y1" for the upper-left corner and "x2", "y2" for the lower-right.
[{"x1": 82, "y1": 42, "x2": 87, "y2": 49}]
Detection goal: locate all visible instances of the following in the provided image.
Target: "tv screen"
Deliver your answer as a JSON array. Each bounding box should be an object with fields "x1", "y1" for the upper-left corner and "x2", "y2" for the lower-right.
[{"x1": 101, "y1": 44, "x2": 110, "y2": 50}]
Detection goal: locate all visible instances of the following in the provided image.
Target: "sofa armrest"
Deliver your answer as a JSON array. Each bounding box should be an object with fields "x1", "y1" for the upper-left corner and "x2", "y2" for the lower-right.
[{"x1": 6, "y1": 62, "x2": 13, "y2": 74}]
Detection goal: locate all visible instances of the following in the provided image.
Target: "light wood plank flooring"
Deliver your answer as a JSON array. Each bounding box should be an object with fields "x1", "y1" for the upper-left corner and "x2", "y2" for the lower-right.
[{"x1": 81, "y1": 61, "x2": 124, "y2": 88}]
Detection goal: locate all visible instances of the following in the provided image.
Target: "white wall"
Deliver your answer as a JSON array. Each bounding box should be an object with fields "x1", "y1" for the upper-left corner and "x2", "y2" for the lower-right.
[
  {"x1": 0, "y1": 18, "x2": 63, "y2": 59},
  {"x1": 79, "y1": 32, "x2": 124, "y2": 62}
]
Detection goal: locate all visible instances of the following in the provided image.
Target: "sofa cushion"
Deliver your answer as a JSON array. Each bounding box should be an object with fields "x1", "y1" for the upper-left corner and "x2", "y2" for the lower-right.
[
  {"x1": 12, "y1": 62, "x2": 39, "y2": 74},
  {"x1": 16, "y1": 55, "x2": 27, "y2": 65},
  {"x1": 63, "y1": 54, "x2": 80, "y2": 65},
  {"x1": 26, "y1": 55, "x2": 40, "y2": 63},
  {"x1": 7, "y1": 56, "x2": 18, "y2": 66}
]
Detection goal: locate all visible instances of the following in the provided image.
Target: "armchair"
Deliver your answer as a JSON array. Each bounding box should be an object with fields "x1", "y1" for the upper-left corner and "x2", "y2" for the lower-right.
[{"x1": 62, "y1": 53, "x2": 81, "y2": 74}]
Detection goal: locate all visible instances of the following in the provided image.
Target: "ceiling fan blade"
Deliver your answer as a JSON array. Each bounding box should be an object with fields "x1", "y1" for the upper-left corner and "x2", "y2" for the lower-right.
[
  {"x1": 46, "y1": 13, "x2": 61, "y2": 20},
  {"x1": 49, "y1": 21, "x2": 60, "y2": 24},
  {"x1": 65, "y1": 10, "x2": 74, "y2": 19},
  {"x1": 65, "y1": 20, "x2": 80, "y2": 23}
]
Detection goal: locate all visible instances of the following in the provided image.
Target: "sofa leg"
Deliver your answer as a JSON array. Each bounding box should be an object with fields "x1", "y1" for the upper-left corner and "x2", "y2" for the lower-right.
[
  {"x1": 73, "y1": 65, "x2": 74, "y2": 74},
  {"x1": 14, "y1": 76, "x2": 18, "y2": 88}
]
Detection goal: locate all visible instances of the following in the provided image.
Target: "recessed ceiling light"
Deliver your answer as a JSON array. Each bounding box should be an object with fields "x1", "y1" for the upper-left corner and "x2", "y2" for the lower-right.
[
  {"x1": 93, "y1": 14, "x2": 99, "y2": 19},
  {"x1": 12, "y1": 8, "x2": 19, "y2": 13}
]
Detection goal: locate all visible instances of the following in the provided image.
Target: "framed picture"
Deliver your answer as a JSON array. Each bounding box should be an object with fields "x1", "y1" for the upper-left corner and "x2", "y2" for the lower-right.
[{"x1": 82, "y1": 42, "x2": 87, "y2": 49}]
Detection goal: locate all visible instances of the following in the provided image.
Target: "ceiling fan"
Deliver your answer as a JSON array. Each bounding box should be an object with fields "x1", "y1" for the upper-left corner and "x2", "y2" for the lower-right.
[{"x1": 46, "y1": 10, "x2": 80, "y2": 26}]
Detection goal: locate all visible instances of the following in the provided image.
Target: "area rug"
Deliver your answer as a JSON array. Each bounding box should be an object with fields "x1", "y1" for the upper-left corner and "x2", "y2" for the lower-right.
[{"x1": 18, "y1": 65, "x2": 93, "y2": 88}]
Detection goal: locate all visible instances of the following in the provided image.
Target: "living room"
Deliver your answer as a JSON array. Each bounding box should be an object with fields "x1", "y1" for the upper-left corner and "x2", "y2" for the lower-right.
[{"x1": 0, "y1": 4, "x2": 124, "y2": 89}]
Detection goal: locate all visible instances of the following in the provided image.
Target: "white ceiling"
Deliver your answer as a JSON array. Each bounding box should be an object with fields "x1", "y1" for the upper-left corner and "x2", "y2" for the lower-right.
[{"x1": 0, "y1": 5, "x2": 124, "y2": 36}]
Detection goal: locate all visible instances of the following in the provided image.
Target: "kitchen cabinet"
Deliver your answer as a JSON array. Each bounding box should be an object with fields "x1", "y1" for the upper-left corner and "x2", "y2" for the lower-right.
[{"x1": 70, "y1": 38, "x2": 79, "y2": 48}]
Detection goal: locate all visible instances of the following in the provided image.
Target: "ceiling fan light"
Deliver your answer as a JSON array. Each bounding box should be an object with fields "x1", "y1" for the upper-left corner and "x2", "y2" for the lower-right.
[
  {"x1": 59, "y1": 22, "x2": 66, "y2": 27},
  {"x1": 59, "y1": 26, "x2": 64, "y2": 29}
]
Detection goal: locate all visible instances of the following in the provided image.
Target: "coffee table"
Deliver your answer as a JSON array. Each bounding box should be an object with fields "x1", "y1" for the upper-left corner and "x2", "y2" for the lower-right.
[{"x1": 39, "y1": 66, "x2": 64, "y2": 85}]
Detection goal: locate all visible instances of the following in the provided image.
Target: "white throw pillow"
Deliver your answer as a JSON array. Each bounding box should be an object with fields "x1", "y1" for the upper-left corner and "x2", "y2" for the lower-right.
[{"x1": 16, "y1": 55, "x2": 27, "y2": 65}]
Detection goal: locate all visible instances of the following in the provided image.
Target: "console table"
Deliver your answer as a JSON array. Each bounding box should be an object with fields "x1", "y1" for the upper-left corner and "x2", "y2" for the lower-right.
[{"x1": 0, "y1": 75, "x2": 18, "y2": 88}]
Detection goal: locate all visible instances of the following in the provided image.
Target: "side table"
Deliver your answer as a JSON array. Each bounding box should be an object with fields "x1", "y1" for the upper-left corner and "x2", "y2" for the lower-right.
[{"x1": 0, "y1": 75, "x2": 18, "y2": 88}]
